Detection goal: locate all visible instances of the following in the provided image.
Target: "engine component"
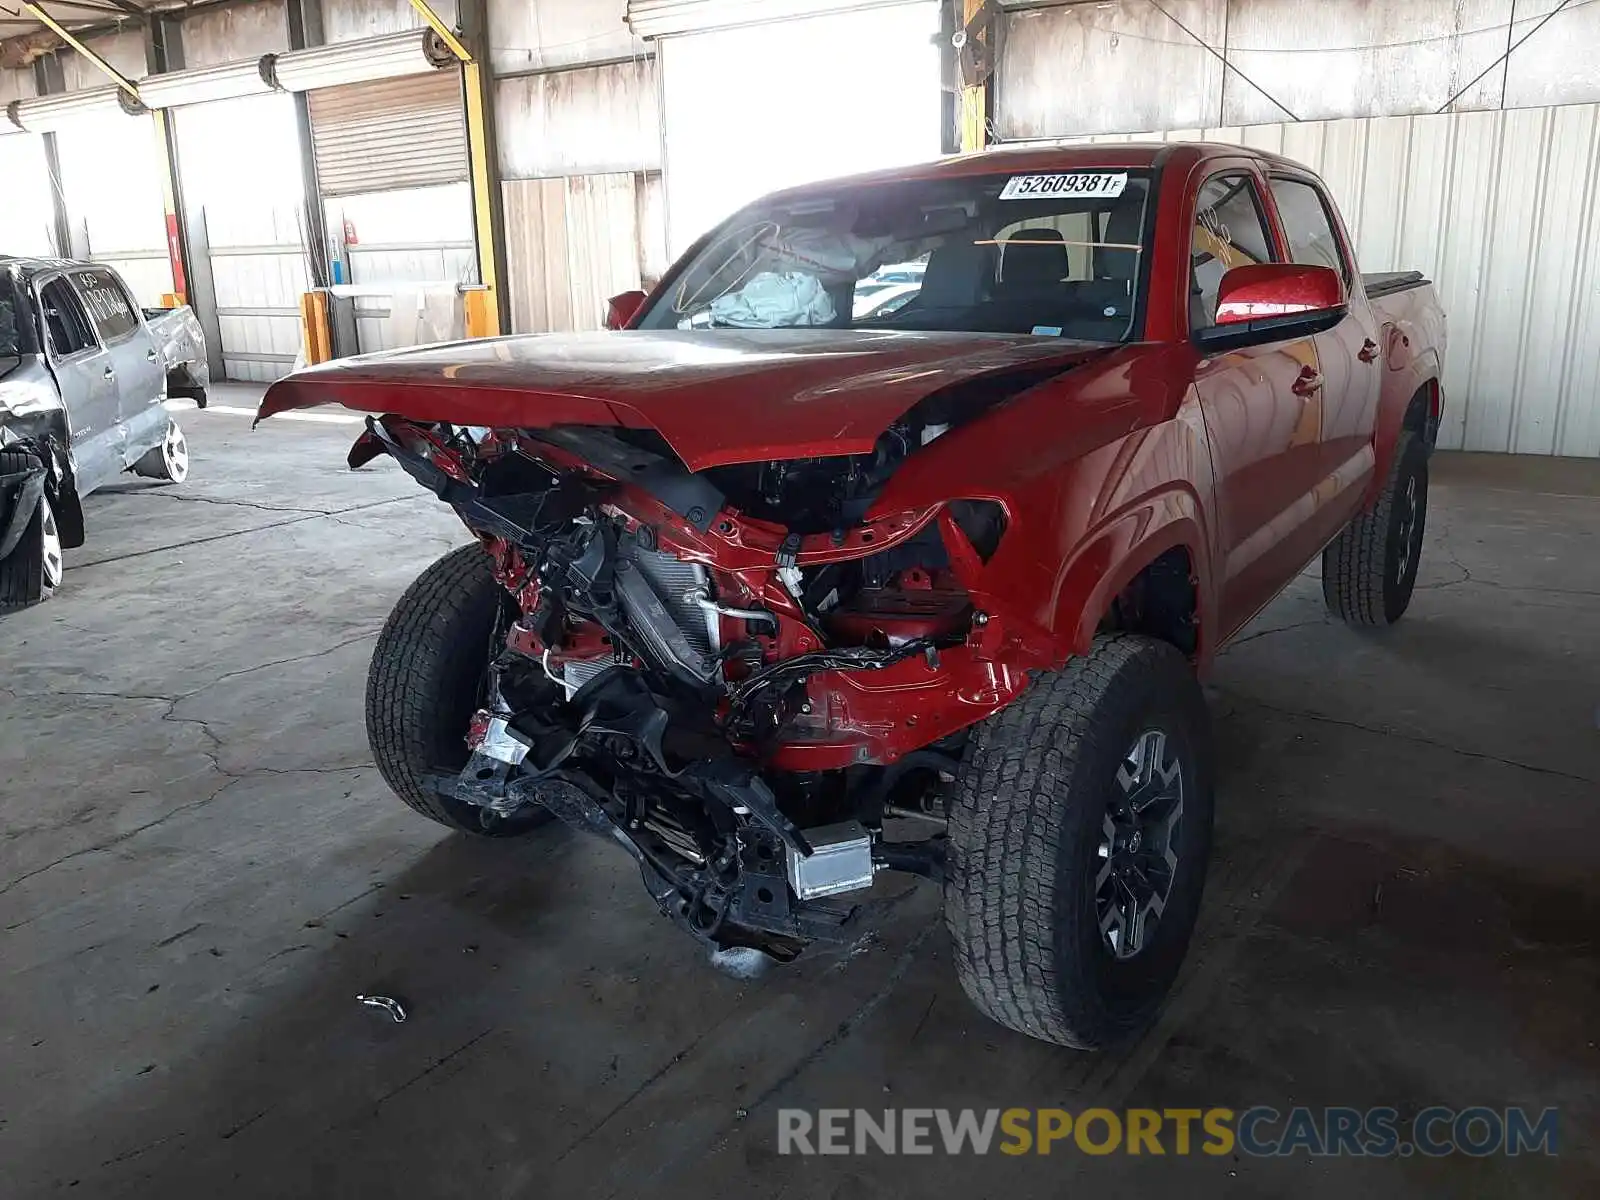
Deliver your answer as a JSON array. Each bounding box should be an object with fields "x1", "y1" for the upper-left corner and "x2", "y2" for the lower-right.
[{"x1": 786, "y1": 821, "x2": 875, "y2": 899}]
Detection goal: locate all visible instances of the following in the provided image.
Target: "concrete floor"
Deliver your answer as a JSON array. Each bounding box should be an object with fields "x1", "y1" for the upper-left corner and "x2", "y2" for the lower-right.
[{"x1": 2, "y1": 383, "x2": 1596, "y2": 1197}]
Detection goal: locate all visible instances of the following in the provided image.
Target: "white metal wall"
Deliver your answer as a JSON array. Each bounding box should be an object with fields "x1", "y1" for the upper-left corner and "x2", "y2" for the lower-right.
[
  {"x1": 175, "y1": 92, "x2": 308, "y2": 383},
  {"x1": 329, "y1": 183, "x2": 475, "y2": 352},
  {"x1": 1058, "y1": 106, "x2": 1600, "y2": 458},
  {"x1": 996, "y1": 0, "x2": 1600, "y2": 139},
  {"x1": 658, "y1": 1, "x2": 942, "y2": 256}
]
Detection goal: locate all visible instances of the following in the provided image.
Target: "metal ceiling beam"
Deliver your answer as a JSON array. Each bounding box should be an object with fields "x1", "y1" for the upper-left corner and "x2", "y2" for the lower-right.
[{"x1": 21, "y1": 1, "x2": 140, "y2": 98}]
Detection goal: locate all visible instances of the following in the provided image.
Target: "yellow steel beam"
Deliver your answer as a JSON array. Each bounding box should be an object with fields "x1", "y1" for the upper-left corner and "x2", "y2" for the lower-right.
[
  {"x1": 23, "y1": 2, "x2": 141, "y2": 100},
  {"x1": 148, "y1": 107, "x2": 188, "y2": 303},
  {"x1": 462, "y1": 58, "x2": 500, "y2": 336},
  {"x1": 959, "y1": 0, "x2": 987, "y2": 153},
  {"x1": 405, "y1": 0, "x2": 472, "y2": 62}
]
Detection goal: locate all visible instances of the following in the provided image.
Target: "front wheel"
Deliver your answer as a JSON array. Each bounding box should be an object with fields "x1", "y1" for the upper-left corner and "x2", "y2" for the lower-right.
[
  {"x1": 944, "y1": 634, "x2": 1214, "y2": 1049},
  {"x1": 0, "y1": 471, "x2": 64, "y2": 610},
  {"x1": 366, "y1": 544, "x2": 551, "y2": 837},
  {"x1": 1322, "y1": 431, "x2": 1428, "y2": 626}
]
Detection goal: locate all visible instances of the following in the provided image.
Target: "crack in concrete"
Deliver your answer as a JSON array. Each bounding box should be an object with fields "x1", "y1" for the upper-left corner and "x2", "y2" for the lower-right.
[
  {"x1": 597, "y1": 917, "x2": 942, "y2": 1199},
  {"x1": 119, "y1": 490, "x2": 329, "y2": 517},
  {"x1": 1220, "y1": 688, "x2": 1599, "y2": 787},
  {"x1": 1220, "y1": 616, "x2": 1329, "y2": 652},
  {"x1": 0, "y1": 763, "x2": 370, "y2": 905},
  {"x1": 68, "y1": 494, "x2": 421, "y2": 570},
  {"x1": 368, "y1": 1028, "x2": 497, "y2": 1115},
  {"x1": 554, "y1": 1025, "x2": 722, "y2": 1165}
]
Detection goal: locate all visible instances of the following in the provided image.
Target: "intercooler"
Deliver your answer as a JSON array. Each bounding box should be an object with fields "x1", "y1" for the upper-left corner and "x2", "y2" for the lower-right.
[{"x1": 561, "y1": 542, "x2": 720, "y2": 697}]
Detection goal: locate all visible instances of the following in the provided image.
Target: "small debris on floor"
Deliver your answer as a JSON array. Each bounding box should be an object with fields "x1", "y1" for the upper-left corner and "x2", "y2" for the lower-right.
[{"x1": 355, "y1": 994, "x2": 408, "y2": 1023}]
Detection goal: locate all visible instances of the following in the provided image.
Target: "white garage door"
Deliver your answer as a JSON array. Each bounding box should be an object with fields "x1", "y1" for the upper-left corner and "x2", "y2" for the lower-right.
[
  {"x1": 52, "y1": 112, "x2": 174, "y2": 307},
  {"x1": 0, "y1": 134, "x2": 57, "y2": 256},
  {"x1": 658, "y1": 1, "x2": 942, "y2": 258},
  {"x1": 175, "y1": 92, "x2": 310, "y2": 383}
]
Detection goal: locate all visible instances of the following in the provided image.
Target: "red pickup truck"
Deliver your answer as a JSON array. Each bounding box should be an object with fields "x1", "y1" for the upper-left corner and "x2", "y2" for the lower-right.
[{"x1": 261, "y1": 143, "x2": 1446, "y2": 1049}]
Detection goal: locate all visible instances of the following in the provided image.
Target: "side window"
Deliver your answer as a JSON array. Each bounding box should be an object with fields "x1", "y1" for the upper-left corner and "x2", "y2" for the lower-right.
[
  {"x1": 38, "y1": 278, "x2": 98, "y2": 358},
  {"x1": 70, "y1": 269, "x2": 141, "y2": 342},
  {"x1": 1268, "y1": 178, "x2": 1350, "y2": 285},
  {"x1": 1190, "y1": 173, "x2": 1276, "y2": 331}
]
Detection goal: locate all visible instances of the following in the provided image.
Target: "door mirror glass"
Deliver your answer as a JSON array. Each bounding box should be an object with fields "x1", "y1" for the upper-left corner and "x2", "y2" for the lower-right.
[
  {"x1": 1195, "y1": 263, "x2": 1346, "y2": 351},
  {"x1": 604, "y1": 290, "x2": 647, "y2": 330}
]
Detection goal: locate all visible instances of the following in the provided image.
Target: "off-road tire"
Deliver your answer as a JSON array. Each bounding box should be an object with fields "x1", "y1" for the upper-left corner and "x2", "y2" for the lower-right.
[
  {"x1": 945, "y1": 634, "x2": 1214, "y2": 1049},
  {"x1": 1322, "y1": 431, "x2": 1429, "y2": 626},
  {"x1": 0, "y1": 451, "x2": 59, "y2": 610},
  {"x1": 366, "y1": 544, "x2": 549, "y2": 837}
]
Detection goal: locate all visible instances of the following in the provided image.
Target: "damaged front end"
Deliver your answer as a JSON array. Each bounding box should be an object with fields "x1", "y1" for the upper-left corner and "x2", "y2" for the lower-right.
[{"x1": 355, "y1": 413, "x2": 1045, "y2": 961}]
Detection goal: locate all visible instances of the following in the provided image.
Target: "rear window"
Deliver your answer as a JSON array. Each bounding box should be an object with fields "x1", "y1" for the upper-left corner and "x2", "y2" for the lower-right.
[
  {"x1": 39, "y1": 277, "x2": 98, "y2": 357},
  {"x1": 1269, "y1": 178, "x2": 1350, "y2": 285},
  {"x1": 71, "y1": 269, "x2": 142, "y2": 342}
]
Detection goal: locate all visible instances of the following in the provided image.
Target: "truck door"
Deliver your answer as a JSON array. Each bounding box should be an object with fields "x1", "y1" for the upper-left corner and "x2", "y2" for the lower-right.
[
  {"x1": 1187, "y1": 168, "x2": 1327, "y2": 641},
  {"x1": 35, "y1": 274, "x2": 121, "y2": 493},
  {"x1": 1265, "y1": 174, "x2": 1382, "y2": 536},
  {"x1": 69, "y1": 267, "x2": 167, "y2": 468}
]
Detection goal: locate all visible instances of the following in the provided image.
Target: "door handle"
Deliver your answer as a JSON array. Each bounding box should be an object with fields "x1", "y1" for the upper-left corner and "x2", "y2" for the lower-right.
[
  {"x1": 1292, "y1": 367, "x2": 1324, "y2": 397},
  {"x1": 146, "y1": 348, "x2": 159, "y2": 362},
  {"x1": 102, "y1": 366, "x2": 116, "y2": 379},
  {"x1": 1358, "y1": 338, "x2": 1380, "y2": 363}
]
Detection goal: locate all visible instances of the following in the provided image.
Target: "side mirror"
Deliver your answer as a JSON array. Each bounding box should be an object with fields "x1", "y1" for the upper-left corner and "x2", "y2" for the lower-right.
[
  {"x1": 604, "y1": 290, "x2": 647, "y2": 330},
  {"x1": 1195, "y1": 264, "x2": 1346, "y2": 351}
]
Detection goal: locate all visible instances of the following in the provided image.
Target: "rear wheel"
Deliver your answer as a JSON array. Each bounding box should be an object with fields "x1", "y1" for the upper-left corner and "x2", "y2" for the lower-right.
[
  {"x1": 366, "y1": 543, "x2": 550, "y2": 837},
  {"x1": 1322, "y1": 431, "x2": 1428, "y2": 626},
  {"x1": 945, "y1": 634, "x2": 1213, "y2": 1048},
  {"x1": 132, "y1": 420, "x2": 189, "y2": 483}
]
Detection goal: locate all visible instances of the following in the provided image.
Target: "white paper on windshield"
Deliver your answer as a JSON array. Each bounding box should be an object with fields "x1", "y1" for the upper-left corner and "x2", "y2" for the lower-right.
[{"x1": 1000, "y1": 172, "x2": 1128, "y2": 201}]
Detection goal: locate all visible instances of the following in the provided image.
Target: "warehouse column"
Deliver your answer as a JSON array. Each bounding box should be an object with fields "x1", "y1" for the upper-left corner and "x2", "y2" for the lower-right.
[
  {"x1": 30, "y1": 53, "x2": 72, "y2": 258},
  {"x1": 955, "y1": 0, "x2": 995, "y2": 153},
  {"x1": 287, "y1": 0, "x2": 332, "y2": 290},
  {"x1": 144, "y1": 13, "x2": 190, "y2": 305},
  {"x1": 410, "y1": 0, "x2": 509, "y2": 338}
]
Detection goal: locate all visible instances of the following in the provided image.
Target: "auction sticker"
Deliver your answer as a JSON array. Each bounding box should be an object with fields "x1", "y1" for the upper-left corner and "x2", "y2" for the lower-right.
[{"x1": 1000, "y1": 172, "x2": 1128, "y2": 200}]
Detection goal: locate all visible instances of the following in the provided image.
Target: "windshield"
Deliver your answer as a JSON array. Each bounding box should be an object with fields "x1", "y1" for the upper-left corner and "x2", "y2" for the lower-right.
[{"x1": 638, "y1": 169, "x2": 1154, "y2": 342}]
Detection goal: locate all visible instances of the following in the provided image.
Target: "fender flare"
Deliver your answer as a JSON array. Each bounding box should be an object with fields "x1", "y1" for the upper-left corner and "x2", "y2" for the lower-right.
[
  {"x1": 1049, "y1": 491, "x2": 1215, "y2": 668},
  {"x1": 1368, "y1": 364, "x2": 1441, "y2": 507}
]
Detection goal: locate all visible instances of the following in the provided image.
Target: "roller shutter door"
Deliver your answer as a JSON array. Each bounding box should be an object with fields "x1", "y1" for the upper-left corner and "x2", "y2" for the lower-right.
[{"x1": 307, "y1": 71, "x2": 467, "y2": 198}]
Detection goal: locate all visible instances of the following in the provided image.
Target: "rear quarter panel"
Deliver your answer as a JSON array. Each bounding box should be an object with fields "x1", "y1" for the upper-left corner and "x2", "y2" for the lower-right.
[{"x1": 1369, "y1": 282, "x2": 1447, "y2": 495}]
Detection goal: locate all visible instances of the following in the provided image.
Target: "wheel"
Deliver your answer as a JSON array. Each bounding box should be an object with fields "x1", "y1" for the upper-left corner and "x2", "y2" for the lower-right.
[
  {"x1": 0, "y1": 470, "x2": 63, "y2": 610},
  {"x1": 132, "y1": 420, "x2": 189, "y2": 483},
  {"x1": 944, "y1": 633, "x2": 1214, "y2": 1049},
  {"x1": 366, "y1": 543, "x2": 550, "y2": 837},
  {"x1": 1322, "y1": 431, "x2": 1428, "y2": 626}
]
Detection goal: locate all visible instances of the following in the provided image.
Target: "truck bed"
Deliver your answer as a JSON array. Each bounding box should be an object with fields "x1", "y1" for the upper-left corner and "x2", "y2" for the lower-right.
[{"x1": 1363, "y1": 271, "x2": 1428, "y2": 300}]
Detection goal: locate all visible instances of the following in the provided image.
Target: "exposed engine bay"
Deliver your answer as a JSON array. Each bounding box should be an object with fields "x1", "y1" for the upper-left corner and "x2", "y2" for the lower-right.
[{"x1": 354, "y1": 410, "x2": 1033, "y2": 961}]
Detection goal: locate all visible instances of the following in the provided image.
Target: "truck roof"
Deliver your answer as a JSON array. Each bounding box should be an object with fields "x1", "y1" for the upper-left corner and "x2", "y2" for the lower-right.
[
  {"x1": 0, "y1": 256, "x2": 84, "y2": 284},
  {"x1": 764, "y1": 141, "x2": 1313, "y2": 203}
]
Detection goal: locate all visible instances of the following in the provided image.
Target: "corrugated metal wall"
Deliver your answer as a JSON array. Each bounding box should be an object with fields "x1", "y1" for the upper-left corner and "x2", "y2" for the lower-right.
[
  {"x1": 502, "y1": 171, "x2": 667, "y2": 334},
  {"x1": 1058, "y1": 106, "x2": 1600, "y2": 457}
]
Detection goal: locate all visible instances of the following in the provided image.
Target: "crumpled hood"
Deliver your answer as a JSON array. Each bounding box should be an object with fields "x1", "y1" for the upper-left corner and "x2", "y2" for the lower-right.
[{"x1": 257, "y1": 329, "x2": 1111, "y2": 472}]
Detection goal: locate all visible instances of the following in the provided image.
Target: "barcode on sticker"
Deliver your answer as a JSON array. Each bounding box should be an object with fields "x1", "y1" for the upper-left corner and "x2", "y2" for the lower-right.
[{"x1": 1000, "y1": 172, "x2": 1128, "y2": 201}]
